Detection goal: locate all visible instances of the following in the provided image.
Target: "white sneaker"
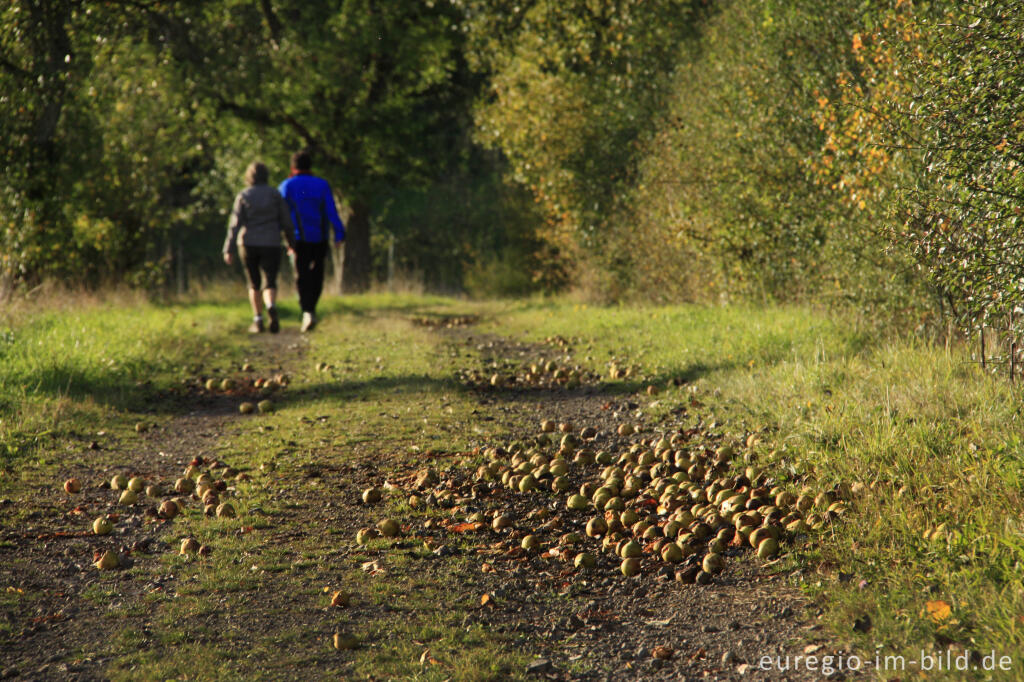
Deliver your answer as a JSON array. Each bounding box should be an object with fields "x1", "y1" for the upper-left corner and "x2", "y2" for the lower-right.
[{"x1": 301, "y1": 312, "x2": 316, "y2": 332}]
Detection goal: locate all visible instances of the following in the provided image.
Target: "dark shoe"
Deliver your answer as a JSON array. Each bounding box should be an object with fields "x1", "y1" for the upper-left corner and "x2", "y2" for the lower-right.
[
  {"x1": 267, "y1": 307, "x2": 280, "y2": 334},
  {"x1": 248, "y1": 320, "x2": 265, "y2": 334},
  {"x1": 300, "y1": 312, "x2": 316, "y2": 333}
]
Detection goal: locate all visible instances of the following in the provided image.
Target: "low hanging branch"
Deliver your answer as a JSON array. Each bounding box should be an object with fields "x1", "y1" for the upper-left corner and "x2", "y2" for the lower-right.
[
  {"x1": 257, "y1": 0, "x2": 283, "y2": 49},
  {"x1": 212, "y1": 95, "x2": 342, "y2": 166}
]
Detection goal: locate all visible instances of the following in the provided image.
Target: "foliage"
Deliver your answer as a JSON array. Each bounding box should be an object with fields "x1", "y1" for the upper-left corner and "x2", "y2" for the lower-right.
[
  {"x1": 0, "y1": 2, "x2": 239, "y2": 293},
  {"x1": 602, "y1": 0, "x2": 931, "y2": 316},
  {"x1": 370, "y1": 155, "x2": 548, "y2": 294},
  {"x1": 834, "y1": 1, "x2": 1024, "y2": 335},
  {"x1": 0, "y1": 0, "x2": 545, "y2": 296},
  {"x1": 3, "y1": 0, "x2": 1024, "y2": 324},
  {"x1": 156, "y1": 0, "x2": 492, "y2": 292},
  {"x1": 465, "y1": 0, "x2": 705, "y2": 293}
]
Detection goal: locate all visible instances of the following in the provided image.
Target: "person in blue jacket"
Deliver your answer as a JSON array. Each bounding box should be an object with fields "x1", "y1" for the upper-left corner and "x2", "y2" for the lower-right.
[{"x1": 278, "y1": 150, "x2": 346, "y2": 332}]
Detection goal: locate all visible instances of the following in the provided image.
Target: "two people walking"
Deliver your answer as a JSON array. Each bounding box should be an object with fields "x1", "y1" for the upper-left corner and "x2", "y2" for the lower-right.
[{"x1": 222, "y1": 151, "x2": 346, "y2": 333}]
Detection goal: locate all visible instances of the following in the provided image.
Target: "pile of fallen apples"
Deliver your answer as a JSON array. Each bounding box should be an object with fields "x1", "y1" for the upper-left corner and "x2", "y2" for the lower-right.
[
  {"x1": 356, "y1": 421, "x2": 852, "y2": 585},
  {"x1": 65, "y1": 455, "x2": 247, "y2": 571},
  {"x1": 196, "y1": 364, "x2": 288, "y2": 415},
  {"x1": 457, "y1": 358, "x2": 602, "y2": 391}
]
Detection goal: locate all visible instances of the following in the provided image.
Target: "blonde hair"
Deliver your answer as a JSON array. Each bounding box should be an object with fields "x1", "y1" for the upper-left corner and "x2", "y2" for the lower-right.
[{"x1": 245, "y1": 161, "x2": 269, "y2": 186}]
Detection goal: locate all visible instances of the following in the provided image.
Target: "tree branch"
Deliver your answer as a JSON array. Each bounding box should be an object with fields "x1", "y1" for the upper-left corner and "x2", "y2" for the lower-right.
[
  {"x1": 0, "y1": 53, "x2": 30, "y2": 80},
  {"x1": 214, "y1": 96, "x2": 342, "y2": 165},
  {"x1": 257, "y1": 0, "x2": 283, "y2": 49}
]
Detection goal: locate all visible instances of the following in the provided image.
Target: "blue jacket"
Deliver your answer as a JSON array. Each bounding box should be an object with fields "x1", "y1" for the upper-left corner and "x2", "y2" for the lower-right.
[{"x1": 278, "y1": 172, "x2": 345, "y2": 244}]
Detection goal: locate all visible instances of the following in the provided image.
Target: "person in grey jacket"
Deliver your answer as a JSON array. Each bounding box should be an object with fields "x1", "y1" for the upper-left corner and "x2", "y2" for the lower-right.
[{"x1": 223, "y1": 161, "x2": 296, "y2": 333}]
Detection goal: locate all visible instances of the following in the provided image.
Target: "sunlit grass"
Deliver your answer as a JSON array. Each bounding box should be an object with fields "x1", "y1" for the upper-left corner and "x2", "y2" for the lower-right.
[
  {"x1": 7, "y1": 290, "x2": 1024, "y2": 677},
  {"x1": 487, "y1": 301, "x2": 1024, "y2": 673}
]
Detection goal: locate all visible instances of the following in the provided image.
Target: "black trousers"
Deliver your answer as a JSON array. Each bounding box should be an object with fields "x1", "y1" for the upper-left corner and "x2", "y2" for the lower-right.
[
  {"x1": 239, "y1": 245, "x2": 282, "y2": 291},
  {"x1": 294, "y1": 241, "x2": 328, "y2": 314}
]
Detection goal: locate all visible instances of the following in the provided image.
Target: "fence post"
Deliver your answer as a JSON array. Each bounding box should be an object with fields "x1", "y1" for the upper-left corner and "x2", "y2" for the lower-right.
[
  {"x1": 387, "y1": 233, "x2": 395, "y2": 293},
  {"x1": 1011, "y1": 311, "x2": 1017, "y2": 384},
  {"x1": 176, "y1": 239, "x2": 188, "y2": 295},
  {"x1": 1011, "y1": 342, "x2": 1017, "y2": 384}
]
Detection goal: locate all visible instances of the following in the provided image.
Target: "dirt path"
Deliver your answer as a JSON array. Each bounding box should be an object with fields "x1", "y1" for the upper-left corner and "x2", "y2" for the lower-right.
[
  {"x1": 0, "y1": 332, "x2": 306, "y2": 680},
  {"x1": 429, "y1": 327, "x2": 842, "y2": 680},
  {"x1": 1, "y1": 316, "x2": 845, "y2": 680}
]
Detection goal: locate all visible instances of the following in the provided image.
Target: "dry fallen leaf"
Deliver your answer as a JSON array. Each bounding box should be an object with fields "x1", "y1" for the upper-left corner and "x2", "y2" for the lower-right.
[
  {"x1": 448, "y1": 522, "x2": 483, "y2": 533},
  {"x1": 925, "y1": 600, "x2": 951, "y2": 622}
]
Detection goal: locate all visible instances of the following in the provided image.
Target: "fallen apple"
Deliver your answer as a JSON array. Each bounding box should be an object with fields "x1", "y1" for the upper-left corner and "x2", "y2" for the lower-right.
[
  {"x1": 158, "y1": 500, "x2": 178, "y2": 519},
  {"x1": 757, "y1": 537, "x2": 780, "y2": 559},
  {"x1": 95, "y1": 550, "x2": 120, "y2": 570},
  {"x1": 620, "y1": 540, "x2": 642, "y2": 559},
  {"x1": 566, "y1": 494, "x2": 588, "y2": 511},
  {"x1": 586, "y1": 517, "x2": 608, "y2": 537},
  {"x1": 661, "y1": 543, "x2": 683, "y2": 563},
  {"x1": 333, "y1": 632, "x2": 359, "y2": 650},
  {"x1": 355, "y1": 528, "x2": 379, "y2": 545},
  {"x1": 702, "y1": 552, "x2": 724, "y2": 574},
  {"x1": 377, "y1": 519, "x2": 400, "y2": 537},
  {"x1": 621, "y1": 557, "x2": 641, "y2": 577},
  {"x1": 574, "y1": 552, "x2": 596, "y2": 569}
]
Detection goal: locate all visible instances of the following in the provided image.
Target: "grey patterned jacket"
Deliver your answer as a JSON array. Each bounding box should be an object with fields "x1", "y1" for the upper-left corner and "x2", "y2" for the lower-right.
[{"x1": 223, "y1": 184, "x2": 296, "y2": 255}]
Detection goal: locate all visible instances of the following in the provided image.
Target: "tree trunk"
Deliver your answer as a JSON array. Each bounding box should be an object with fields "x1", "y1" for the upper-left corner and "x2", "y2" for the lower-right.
[
  {"x1": 342, "y1": 200, "x2": 371, "y2": 293},
  {"x1": 26, "y1": 0, "x2": 73, "y2": 182}
]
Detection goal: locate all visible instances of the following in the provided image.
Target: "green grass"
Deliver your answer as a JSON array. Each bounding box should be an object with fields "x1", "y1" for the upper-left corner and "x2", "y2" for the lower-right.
[
  {"x1": 159, "y1": 294, "x2": 524, "y2": 680},
  {"x1": 486, "y1": 301, "x2": 1024, "y2": 677},
  {"x1": 0, "y1": 290, "x2": 249, "y2": 489},
  {"x1": 6, "y1": 291, "x2": 1024, "y2": 679},
  {"x1": 32, "y1": 291, "x2": 528, "y2": 680}
]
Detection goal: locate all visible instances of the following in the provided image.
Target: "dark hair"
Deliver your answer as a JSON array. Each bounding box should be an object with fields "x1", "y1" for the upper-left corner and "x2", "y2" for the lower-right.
[
  {"x1": 245, "y1": 161, "x2": 269, "y2": 186},
  {"x1": 291, "y1": 150, "x2": 312, "y2": 171}
]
